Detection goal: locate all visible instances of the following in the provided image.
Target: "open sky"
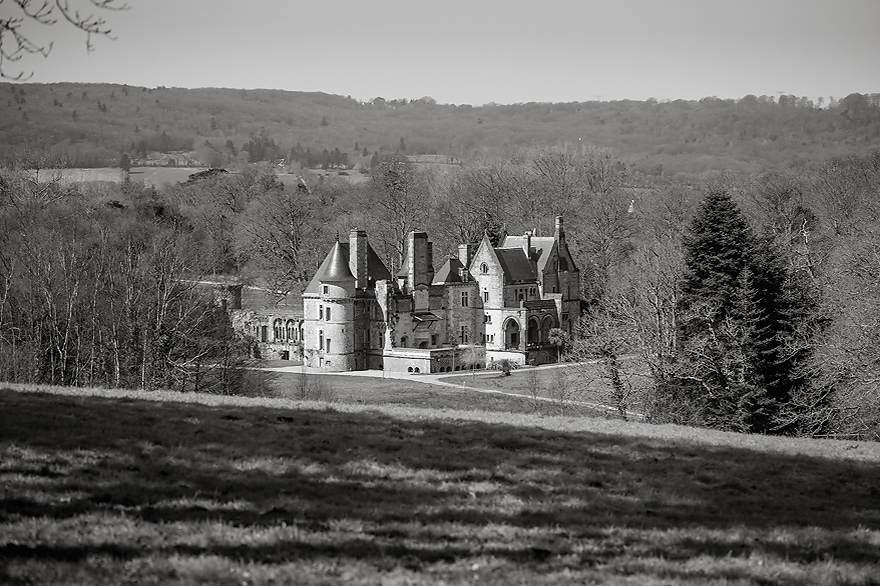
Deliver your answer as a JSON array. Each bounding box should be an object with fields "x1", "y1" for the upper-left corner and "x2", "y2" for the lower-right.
[{"x1": 7, "y1": 0, "x2": 879, "y2": 105}]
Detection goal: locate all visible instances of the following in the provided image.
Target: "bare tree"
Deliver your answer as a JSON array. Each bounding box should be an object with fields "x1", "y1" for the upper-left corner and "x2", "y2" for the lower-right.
[
  {"x1": 235, "y1": 185, "x2": 326, "y2": 297},
  {"x1": 1, "y1": 0, "x2": 128, "y2": 80},
  {"x1": 368, "y1": 153, "x2": 429, "y2": 270}
]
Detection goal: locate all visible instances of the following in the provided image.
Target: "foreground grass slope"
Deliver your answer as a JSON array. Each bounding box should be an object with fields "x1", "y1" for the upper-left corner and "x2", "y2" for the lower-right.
[{"x1": 1, "y1": 385, "x2": 879, "y2": 585}]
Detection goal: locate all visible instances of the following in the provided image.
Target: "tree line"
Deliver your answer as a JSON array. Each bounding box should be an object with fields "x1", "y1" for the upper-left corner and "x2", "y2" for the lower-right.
[
  {"x1": 3, "y1": 82, "x2": 880, "y2": 175},
  {"x1": 1, "y1": 144, "x2": 879, "y2": 439}
]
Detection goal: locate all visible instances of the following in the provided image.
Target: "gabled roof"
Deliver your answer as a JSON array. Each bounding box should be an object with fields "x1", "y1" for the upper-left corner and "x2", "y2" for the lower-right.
[
  {"x1": 501, "y1": 235, "x2": 556, "y2": 273},
  {"x1": 366, "y1": 245, "x2": 393, "y2": 282},
  {"x1": 494, "y1": 248, "x2": 537, "y2": 283},
  {"x1": 432, "y1": 257, "x2": 466, "y2": 284}
]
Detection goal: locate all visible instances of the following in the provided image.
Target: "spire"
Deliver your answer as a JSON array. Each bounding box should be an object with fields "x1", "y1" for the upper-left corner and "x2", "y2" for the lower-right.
[{"x1": 321, "y1": 240, "x2": 355, "y2": 283}]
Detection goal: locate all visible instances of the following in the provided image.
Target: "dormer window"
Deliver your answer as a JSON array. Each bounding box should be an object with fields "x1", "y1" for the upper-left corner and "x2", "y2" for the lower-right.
[{"x1": 322, "y1": 285, "x2": 329, "y2": 294}]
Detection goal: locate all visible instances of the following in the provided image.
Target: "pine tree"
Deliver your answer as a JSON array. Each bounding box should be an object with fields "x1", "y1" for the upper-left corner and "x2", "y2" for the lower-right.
[
  {"x1": 680, "y1": 188, "x2": 755, "y2": 324},
  {"x1": 675, "y1": 188, "x2": 799, "y2": 433}
]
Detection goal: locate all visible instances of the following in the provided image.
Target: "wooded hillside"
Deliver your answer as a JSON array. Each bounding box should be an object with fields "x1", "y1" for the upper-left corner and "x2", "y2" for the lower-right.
[{"x1": 3, "y1": 82, "x2": 880, "y2": 175}]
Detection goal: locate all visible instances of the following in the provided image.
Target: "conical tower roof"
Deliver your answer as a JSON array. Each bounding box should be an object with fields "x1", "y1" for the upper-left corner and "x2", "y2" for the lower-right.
[
  {"x1": 321, "y1": 240, "x2": 355, "y2": 283},
  {"x1": 304, "y1": 240, "x2": 355, "y2": 294}
]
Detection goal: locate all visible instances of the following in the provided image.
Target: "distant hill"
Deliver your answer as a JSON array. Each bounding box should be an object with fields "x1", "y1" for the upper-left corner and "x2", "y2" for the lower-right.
[{"x1": 2, "y1": 82, "x2": 880, "y2": 175}]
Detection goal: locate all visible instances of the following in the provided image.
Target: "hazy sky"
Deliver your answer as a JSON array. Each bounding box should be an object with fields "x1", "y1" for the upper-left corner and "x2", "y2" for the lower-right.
[{"x1": 9, "y1": 0, "x2": 880, "y2": 105}]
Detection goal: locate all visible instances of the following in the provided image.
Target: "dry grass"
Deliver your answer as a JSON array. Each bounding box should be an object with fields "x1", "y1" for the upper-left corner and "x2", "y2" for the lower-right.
[
  {"x1": 444, "y1": 362, "x2": 651, "y2": 416},
  {"x1": 2, "y1": 383, "x2": 879, "y2": 585},
  {"x1": 268, "y1": 372, "x2": 536, "y2": 414}
]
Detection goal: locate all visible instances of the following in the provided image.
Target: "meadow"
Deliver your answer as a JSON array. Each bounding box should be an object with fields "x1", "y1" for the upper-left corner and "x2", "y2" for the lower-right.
[
  {"x1": 267, "y1": 370, "x2": 536, "y2": 414},
  {"x1": 2, "y1": 383, "x2": 878, "y2": 585}
]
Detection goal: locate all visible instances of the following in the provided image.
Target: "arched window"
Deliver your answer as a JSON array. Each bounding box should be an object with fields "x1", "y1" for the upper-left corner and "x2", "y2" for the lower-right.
[
  {"x1": 504, "y1": 319, "x2": 521, "y2": 350},
  {"x1": 527, "y1": 317, "x2": 540, "y2": 345},
  {"x1": 286, "y1": 320, "x2": 296, "y2": 341},
  {"x1": 272, "y1": 319, "x2": 283, "y2": 341},
  {"x1": 480, "y1": 262, "x2": 489, "y2": 274},
  {"x1": 541, "y1": 316, "x2": 554, "y2": 344}
]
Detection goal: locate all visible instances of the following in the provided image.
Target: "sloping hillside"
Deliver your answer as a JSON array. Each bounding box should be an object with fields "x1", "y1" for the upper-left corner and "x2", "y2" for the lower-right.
[
  {"x1": 3, "y1": 82, "x2": 880, "y2": 174},
  {"x1": 1, "y1": 385, "x2": 877, "y2": 585}
]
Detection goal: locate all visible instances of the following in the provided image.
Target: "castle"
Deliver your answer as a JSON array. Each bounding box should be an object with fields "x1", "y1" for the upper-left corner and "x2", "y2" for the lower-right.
[{"x1": 237, "y1": 216, "x2": 580, "y2": 373}]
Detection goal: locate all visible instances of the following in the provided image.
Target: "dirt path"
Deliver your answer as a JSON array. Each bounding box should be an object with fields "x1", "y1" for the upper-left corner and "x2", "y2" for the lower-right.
[{"x1": 257, "y1": 362, "x2": 643, "y2": 419}]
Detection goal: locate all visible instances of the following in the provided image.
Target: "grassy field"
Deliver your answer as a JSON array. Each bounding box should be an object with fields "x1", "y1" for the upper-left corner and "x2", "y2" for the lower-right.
[
  {"x1": 267, "y1": 371, "x2": 536, "y2": 414},
  {"x1": 2, "y1": 384, "x2": 879, "y2": 585},
  {"x1": 444, "y1": 362, "x2": 651, "y2": 416}
]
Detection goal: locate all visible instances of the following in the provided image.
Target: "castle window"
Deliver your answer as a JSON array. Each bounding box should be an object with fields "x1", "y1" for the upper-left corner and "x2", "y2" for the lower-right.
[
  {"x1": 460, "y1": 291, "x2": 469, "y2": 307},
  {"x1": 484, "y1": 313, "x2": 491, "y2": 324},
  {"x1": 325, "y1": 306, "x2": 331, "y2": 321},
  {"x1": 483, "y1": 290, "x2": 489, "y2": 302},
  {"x1": 400, "y1": 336, "x2": 408, "y2": 348},
  {"x1": 431, "y1": 334, "x2": 438, "y2": 346},
  {"x1": 460, "y1": 325, "x2": 468, "y2": 344},
  {"x1": 318, "y1": 304, "x2": 323, "y2": 319},
  {"x1": 480, "y1": 262, "x2": 489, "y2": 274},
  {"x1": 273, "y1": 319, "x2": 283, "y2": 341},
  {"x1": 322, "y1": 285, "x2": 329, "y2": 294},
  {"x1": 319, "y1": 329, "x2": 324, "y2": 349},
  {"x1": 325, "y1": 338, "x2": 331, "y2": 353}
]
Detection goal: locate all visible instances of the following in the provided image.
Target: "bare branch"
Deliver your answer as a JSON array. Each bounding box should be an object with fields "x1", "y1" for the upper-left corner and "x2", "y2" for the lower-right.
[{"x1": 0, "y1": 0, "x2": 128, "y2": 79}]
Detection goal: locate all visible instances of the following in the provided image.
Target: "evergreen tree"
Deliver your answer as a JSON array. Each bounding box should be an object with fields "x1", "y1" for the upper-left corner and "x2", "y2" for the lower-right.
[
  {"x1": 675, "y1": 188, "x2": 799, "y2": 433},
  {"x1": 680, "y1": 188, "x2": 755, "y2": 324}
]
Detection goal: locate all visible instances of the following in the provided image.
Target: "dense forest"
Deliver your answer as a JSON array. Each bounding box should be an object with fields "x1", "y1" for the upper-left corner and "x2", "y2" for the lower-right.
[{"x1": 3, "y1": 82, "x2": 880, "y2": 175}]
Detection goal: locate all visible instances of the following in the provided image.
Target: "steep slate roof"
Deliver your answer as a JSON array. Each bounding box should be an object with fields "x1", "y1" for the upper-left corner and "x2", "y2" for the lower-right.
[
  {"x1": 304, "y1": 240, "x2": 391, "y2": 294},
  {"x1": 501, "y1": 235, "x2": 556, "y2": 273},
  {"x1": 365, "y1": 245, "x2": 393, "y2": 282},
  {"x1": 494, "y1": 248, "x2": 537, "y2": 283},
  {"x1": 432, "y1": 257, "x2": 466, "y2": 284}
]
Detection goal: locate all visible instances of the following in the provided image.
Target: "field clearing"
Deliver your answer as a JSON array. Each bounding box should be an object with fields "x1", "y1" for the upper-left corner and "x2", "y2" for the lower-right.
[
  {"x1": 129, "y1": 166, "x2": 205, "y2": 187},
  {"x1": 2, "y1": 383, "x2": 878, "y2": 585},
  {"x1": 444, "y1": 361, "x2": 652, "y2": 415},
  {"x1": 267, "y1": 371, "x2": 535, "y2": 414}
]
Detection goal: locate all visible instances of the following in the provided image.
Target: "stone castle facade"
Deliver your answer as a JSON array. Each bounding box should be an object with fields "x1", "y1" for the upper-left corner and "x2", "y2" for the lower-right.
[{"x1": 292, "y1": 216, "x2": 580, "y2": 373}]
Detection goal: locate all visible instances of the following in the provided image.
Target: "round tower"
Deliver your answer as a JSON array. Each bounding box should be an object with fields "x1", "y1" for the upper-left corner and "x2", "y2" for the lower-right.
[{"x1": 311, "y1": 240, "x2": 357, "y2": 371}]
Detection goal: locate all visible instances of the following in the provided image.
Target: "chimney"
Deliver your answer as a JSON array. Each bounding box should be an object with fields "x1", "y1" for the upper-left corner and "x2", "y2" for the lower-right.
[
  {"x1": 554, "y1": 216, "x2": 564, "y2": 240},
  {"x1": 522, "y1": 231, "x2": 532, "y2": 258},
  {"x1": 458, "y1": 244, "x2": 470, "y2": 268},
  {"x1": 408, "y1": 231, "x2": 430, "y2": 287},
  {"x1": 427, "y1": 242, "x2": 435, "y2": 284},
  {"x1": 349, "y1": 229, "x2": 368, "y2": 289}
]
